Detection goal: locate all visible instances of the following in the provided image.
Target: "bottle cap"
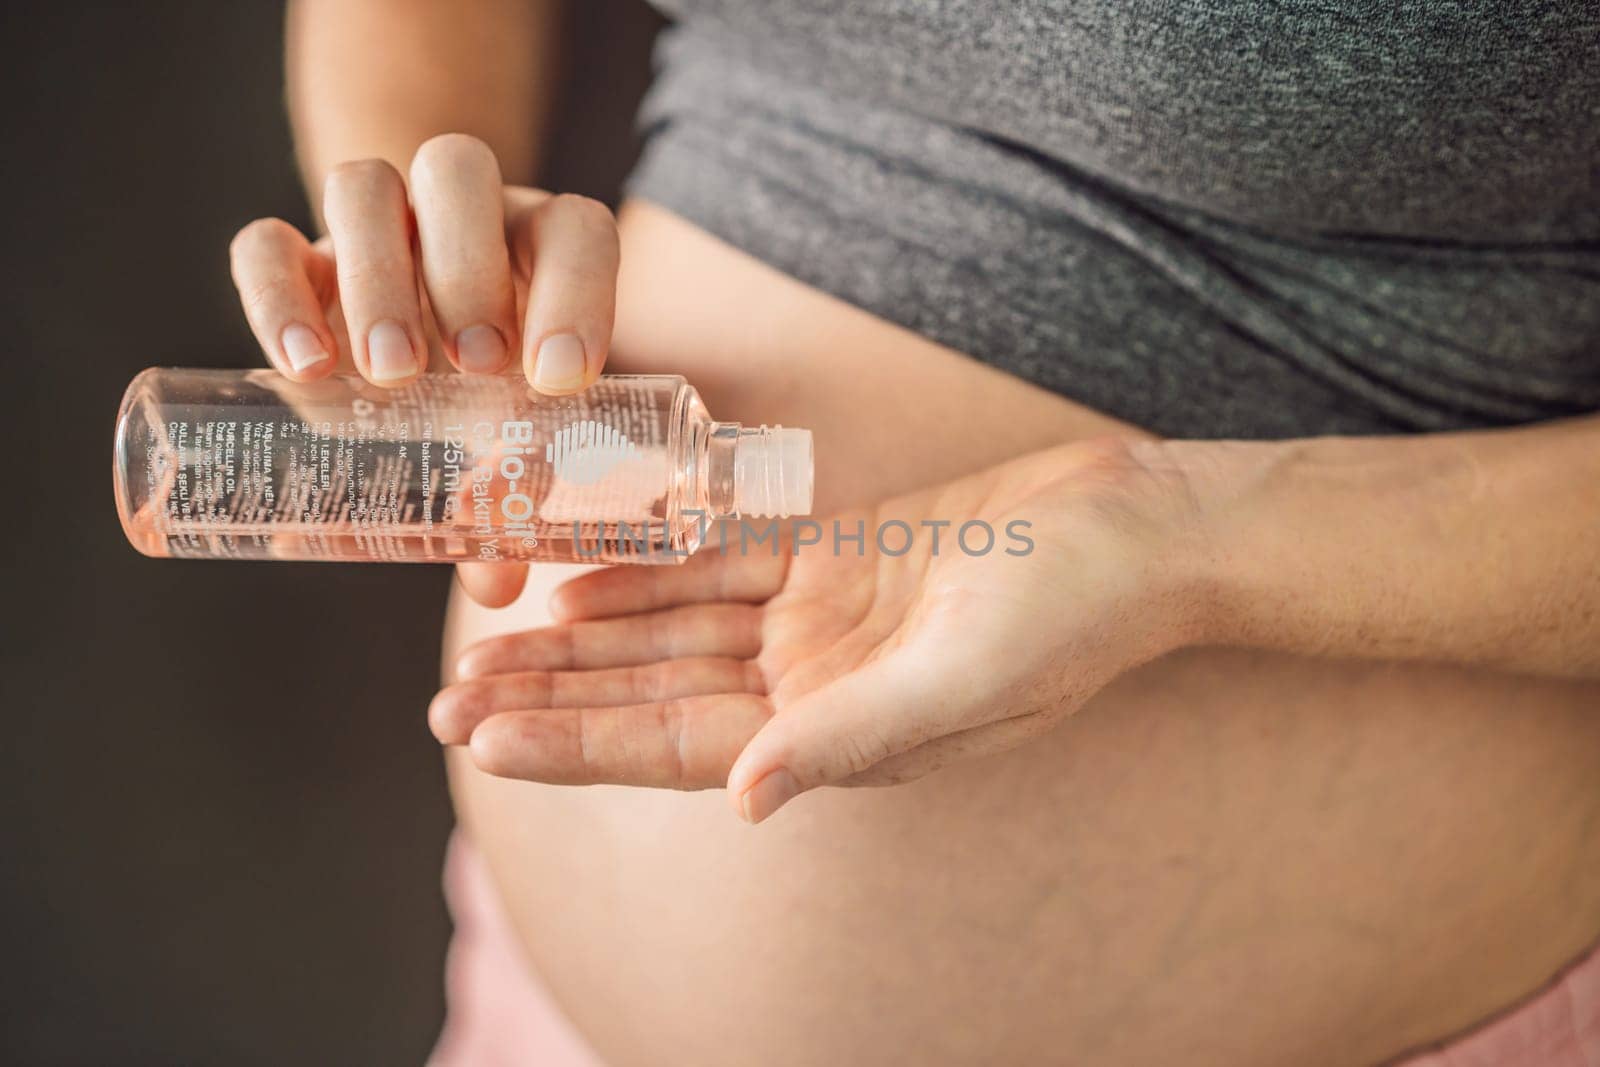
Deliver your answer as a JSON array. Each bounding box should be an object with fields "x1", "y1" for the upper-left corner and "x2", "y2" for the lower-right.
[{"x1": 733, "y1": 426, "x2": 814, "y2": 518}]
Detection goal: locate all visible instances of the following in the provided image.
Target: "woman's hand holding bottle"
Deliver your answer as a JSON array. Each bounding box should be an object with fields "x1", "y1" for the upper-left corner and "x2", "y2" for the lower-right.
[{"x1": 228, "y1": 133, "x2": 621, "y2": 606}]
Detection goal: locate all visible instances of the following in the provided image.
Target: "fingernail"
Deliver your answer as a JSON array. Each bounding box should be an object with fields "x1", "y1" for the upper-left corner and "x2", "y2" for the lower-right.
[
  {"x1": 532, "y1": 333, "x2": 587, "y2": 393},
  {"x1": 280, "y1": 323, "x2": 329, "y2": 372},
  {"x1": 456, "y1": 324, "x2": 507, "y2": 374},
  {"x1": 739, "y1": 768, "x2": 800, "y2": 824},
  {"x1": 367, "y1": 320, "x2": 417, "y2": 381}
]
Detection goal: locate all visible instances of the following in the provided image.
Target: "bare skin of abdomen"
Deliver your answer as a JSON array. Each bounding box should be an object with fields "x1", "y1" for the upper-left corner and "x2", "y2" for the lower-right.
[{"x1": 443, "y1": 200, "x2": 1600, "y2": 1067}]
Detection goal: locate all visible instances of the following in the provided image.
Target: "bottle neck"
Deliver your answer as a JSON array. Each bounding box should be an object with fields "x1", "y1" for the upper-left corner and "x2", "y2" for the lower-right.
[
  {"x1": 703, "y1": 421, "x2": 743, "y2": 519},
  {"x1": 701, "y1": 421, "x2": 813, "y2": 520}
]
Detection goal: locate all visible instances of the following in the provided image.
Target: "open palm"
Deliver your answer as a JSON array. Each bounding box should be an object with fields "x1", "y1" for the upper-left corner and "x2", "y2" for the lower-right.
[{"x1": 430, "y1": 438, "x2": 1204, "y2": 821}]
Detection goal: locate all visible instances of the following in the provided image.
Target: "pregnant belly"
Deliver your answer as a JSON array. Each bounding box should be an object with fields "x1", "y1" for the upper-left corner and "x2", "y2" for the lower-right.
[{"x1": 443, "y1": 200, "x2": 1600, "y2": 1067}]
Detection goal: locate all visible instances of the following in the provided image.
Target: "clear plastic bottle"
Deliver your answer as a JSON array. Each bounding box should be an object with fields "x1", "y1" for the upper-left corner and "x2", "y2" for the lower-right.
[{"x1": 113, "y1": 368, "x2": 813, "y2": 564}]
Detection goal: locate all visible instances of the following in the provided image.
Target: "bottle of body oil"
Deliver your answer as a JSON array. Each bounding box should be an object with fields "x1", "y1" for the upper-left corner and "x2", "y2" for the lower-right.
[{"x1": 113, "y1": 369, "x2": 813, "y2": 564}]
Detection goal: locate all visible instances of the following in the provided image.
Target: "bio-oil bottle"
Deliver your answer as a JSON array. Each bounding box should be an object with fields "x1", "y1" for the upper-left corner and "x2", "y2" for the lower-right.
[{"x1": 113, "y1": 369, "x2": 813, "y2": 564}]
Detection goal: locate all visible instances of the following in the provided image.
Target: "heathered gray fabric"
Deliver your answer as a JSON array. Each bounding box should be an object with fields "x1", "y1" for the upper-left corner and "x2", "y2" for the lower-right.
[{"x1": 626, "y1": 1, "x2": 1600, "y2": 438}]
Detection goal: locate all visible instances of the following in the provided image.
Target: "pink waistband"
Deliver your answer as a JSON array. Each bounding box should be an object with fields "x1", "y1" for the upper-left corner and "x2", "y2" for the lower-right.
[{"x1": 430, "y1": 833, "x2": 1599, "y2": 1067}]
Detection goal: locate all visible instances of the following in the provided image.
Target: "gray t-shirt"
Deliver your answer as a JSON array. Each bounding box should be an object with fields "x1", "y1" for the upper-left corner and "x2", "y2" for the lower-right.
[{"x1": 626, "y1": 1, "x2": 1600, "y2": 438}]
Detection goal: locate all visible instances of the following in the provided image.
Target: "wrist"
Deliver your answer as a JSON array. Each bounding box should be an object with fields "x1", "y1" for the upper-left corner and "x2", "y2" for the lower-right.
[
  {"x1": 1168, "y1": 438, "x2": 1277, "y2": 651},
  {"x1": 1118, "y1": 437, "x2": 1252, "y2": 655},
  {"x1": 1132, "y1": 435, "x2": 1331, "y2": 653}
]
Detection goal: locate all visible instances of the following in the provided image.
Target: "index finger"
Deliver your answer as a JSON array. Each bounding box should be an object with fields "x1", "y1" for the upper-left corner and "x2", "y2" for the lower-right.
[
  {"x1": 550, "y1": 548, "x2": 789, "y2": 621},
  {"x1": 228, "y1": 217, "x2": 339, "y2": 381}
]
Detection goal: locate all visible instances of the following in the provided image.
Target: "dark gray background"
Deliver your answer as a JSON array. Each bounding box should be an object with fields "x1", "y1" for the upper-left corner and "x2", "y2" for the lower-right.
[{"x1": 2, "y1": 3, "x2": 661, "y2": 1063}]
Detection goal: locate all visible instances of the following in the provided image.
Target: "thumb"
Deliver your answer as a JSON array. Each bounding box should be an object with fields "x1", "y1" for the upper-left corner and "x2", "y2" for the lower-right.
[{"x1": 725, "y1": 649, "x2": 972, "y2": 824}]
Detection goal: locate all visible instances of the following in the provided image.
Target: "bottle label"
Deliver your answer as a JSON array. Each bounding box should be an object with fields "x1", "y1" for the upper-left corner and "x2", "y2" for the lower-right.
[{"x1": 134, "y1": 372, "x2": 685, "y2": 563}]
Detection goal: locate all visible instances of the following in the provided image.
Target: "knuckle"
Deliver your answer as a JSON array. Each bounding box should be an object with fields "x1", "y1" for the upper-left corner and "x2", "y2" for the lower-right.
[
  {"x1": 642, "y1": 663, "x2": 670, "y2": 703},
  {"x1": 531, "y1": 671, "x2": 555, "y2": 710},
  {"x1": 550, "y1": 261, "x2": 620, "y2": 296},
  {"x1": 657, "y1": 699, "x2": 690, "y2": 786},
  {"x1": 324, "y1": 158, "x2": 401, "y2": 204},
  {"x1": 411, "y1": 132, "x2": 497, "y2": 185},
  {"x1": 571, "y1": 713, "x2": 597, "y2": 782},
  {"x1": 229, "y1": 217, "x2": 296, "y2": 262},
  {"x1": 841, "y1": 728, "x2": 892, "y2": 776},
  {"x1": 236, "y1": 277, "x2": 290, "y2": 314},
  {"x1": 337, "y1": 254, "x2": 414, "y2": 289},
  {"x1": 550, "y1": 193, "x2": 617, "y2": 236},
  {"x1": 427, "y1": 256, "x2": 508, "y2": 294}
]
